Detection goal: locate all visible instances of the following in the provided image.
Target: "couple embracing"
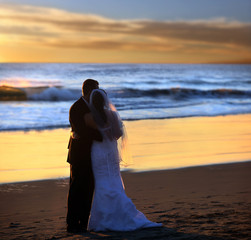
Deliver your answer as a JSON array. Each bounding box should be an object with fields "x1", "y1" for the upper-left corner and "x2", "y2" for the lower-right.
[{"x1": 66, "y1": 79, "x2": 162, "y2": 233}]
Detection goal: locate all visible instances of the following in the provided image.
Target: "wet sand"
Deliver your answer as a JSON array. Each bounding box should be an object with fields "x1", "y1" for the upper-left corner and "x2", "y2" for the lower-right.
[
  {"x1": 1, "y1": 114, "x2": 251, "y2": 184},
  {"x1": 0, "y1": 161, "x2": 251, "y2": 240}
]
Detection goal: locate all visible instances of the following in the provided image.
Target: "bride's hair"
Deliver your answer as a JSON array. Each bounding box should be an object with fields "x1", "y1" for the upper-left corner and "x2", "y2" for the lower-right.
[{"x1": 92, "y1": 90, "x2": 107, "y2": 124}]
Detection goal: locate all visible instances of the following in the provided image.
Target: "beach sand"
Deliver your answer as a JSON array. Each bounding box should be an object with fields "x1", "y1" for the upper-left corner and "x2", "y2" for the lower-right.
[
  {"x1": 0, "y1": 114, "x2": 251, "y2": 239},
  {"x1": 0, "y1": 161, "x2": 250, "y2": 240}
]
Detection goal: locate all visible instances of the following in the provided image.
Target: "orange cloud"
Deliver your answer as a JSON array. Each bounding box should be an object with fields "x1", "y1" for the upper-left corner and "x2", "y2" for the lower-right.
[{"x1": 0, "y1": 4, "x2": 250, "y2": 63}]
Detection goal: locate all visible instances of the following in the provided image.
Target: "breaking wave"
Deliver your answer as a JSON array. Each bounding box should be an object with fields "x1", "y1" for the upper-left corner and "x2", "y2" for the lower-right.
[{"x1": 1, "y1": 86, "x2": 250, "y2": 101}]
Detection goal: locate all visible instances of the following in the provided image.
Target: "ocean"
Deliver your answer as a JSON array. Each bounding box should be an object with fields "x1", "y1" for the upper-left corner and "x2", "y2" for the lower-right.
[{"x1": 1, "y1": 63, "x2": 251, "y2": 131}]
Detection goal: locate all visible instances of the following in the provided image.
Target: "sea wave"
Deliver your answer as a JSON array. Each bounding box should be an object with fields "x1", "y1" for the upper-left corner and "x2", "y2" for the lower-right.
[
  {"x1": 112, "y1": 88, "x2": 251, "y2": 99},
  {"x1": 27, "y1": 87, "x2": 81, "y2": 101},
  {"x1": 26, "y1": 87, "x2": 251, "y2": 101},
  {"x1": 1, "y1": 85, "x2": 250, "y2": 102},
  {"x1": 0, "y1": 86, "x2": 81, "y2": 101}
]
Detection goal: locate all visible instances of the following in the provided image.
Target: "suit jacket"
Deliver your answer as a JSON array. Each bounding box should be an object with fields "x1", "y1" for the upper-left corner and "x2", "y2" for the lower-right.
[{"x1": 67, "y1": 97, "x2": 102, "y2": 167}]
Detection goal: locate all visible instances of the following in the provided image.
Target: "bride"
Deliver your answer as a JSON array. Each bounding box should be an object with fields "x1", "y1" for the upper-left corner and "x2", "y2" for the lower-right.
[{"x1": 84, "y1": 89, "x2": 162, "y2": 231}]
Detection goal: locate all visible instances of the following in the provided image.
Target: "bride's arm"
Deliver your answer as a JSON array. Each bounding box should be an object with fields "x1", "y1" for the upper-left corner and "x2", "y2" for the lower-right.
[{"x1": 84, "y1": 113, "x2": 97, "y2": 129}]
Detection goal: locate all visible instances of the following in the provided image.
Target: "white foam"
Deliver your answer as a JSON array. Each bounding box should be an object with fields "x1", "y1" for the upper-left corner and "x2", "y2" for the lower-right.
[{"x1": 29, "y1": 87, "x2": 80, "y2": 101}]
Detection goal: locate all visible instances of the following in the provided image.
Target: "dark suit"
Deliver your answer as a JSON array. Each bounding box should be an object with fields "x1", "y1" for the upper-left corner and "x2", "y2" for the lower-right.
[{"x1": 66, "y1": 97, "x2": 102, "y2": 229}]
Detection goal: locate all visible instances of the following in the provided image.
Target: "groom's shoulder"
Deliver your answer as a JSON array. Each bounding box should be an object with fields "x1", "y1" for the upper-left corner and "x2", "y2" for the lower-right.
[
  {"x1": 70, "y1": 97, "x2": 87, "y2": 111},
  {"x1": 73, "y1": 97, "x2": 82, "y2": 105}
]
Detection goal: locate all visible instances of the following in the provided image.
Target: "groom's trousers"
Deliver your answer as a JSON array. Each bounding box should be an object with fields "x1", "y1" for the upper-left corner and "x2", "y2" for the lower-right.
[{"x1": 67, "y1": 163, "x2": 94, "y2": 229}]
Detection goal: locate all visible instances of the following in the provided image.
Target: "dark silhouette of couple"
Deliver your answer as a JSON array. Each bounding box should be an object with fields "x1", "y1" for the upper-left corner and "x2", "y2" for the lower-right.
[{"x1": 66, "y1": 79, "x2": 161, "y2": 233}]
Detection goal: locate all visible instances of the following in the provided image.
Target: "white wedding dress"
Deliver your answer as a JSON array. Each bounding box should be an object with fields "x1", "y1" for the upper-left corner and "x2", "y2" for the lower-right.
[{"x1": 88, "y1": 126, "x2": 162, "y2": 232}]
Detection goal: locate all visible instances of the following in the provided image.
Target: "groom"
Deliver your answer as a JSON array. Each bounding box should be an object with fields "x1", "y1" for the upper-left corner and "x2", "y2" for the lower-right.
[{"x1": 66, "y1": 79, "x2": 102, "y2": 233}]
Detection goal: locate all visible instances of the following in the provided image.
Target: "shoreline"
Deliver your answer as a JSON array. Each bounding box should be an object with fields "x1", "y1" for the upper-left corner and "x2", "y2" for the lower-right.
[
  {"x1": 1, "y1": 160, "x2": 251, "y2": 186},
  {"x1": 1, "y1": 112, "x2": 251, "y2": 132},
  {"x1": 0, "y1": 161, "x2": 250, "y2": 239}
]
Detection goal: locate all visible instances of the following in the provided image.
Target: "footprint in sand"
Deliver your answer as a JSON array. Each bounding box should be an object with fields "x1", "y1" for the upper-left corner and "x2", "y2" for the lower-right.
[
  {"x1": 9, "y1": 222, "x2": 21, "y2": 228},
  {"x1": 152, "y1": 210, "x2": 168, "y2": 214},
  {"x1": 45, "y1": 219, "x2": 53, "y2": 222}
]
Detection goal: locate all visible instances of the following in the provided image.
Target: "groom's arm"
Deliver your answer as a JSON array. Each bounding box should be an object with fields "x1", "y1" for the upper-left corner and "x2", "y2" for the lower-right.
[
  {"x1": 84, "y1": 113, "x2": 97, "y2": 129},
  {"x1": 69, "y1": 103, "x2": 85, "y2": 137},
  {"x1": 86, "y1": 127, "x2": 103, "y2": 142},
  {"x1": 69, "y1": 103, "x2": 102, "y2": 142},
  {"x1": 84, "y1": 113, "x2": 103, "y2": 142}
]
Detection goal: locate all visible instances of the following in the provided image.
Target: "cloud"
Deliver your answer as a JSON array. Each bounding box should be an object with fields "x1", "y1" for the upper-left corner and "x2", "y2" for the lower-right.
[
  {"x1": 42, "y1": 39, "x2": 180, "y2": 52},
  {"x1": 0, "y1": 3, "x2": 250, "y2": 54},
  {"x1": 132, "y1": 20, "x2": 251, "y2": 48}
]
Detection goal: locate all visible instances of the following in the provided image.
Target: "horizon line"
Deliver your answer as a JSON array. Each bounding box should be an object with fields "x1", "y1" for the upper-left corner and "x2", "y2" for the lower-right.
[{"x1": 0, "y1": 61, "x2": 251, "y2": 64}]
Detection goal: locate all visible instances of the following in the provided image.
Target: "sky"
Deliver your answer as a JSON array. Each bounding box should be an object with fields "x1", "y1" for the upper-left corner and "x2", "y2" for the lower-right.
[{"x1": 0, "y1": 0, "x2": 251, "y2": 63}]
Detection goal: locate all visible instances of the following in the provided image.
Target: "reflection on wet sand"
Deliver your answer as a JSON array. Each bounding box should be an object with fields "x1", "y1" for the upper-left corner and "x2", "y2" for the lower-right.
[{"x1": 0, "y1": 114, "x2": 251, "y2": 183}]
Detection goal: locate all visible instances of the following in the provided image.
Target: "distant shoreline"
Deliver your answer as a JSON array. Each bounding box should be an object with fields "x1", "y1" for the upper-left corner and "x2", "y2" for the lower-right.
[{"x1": 0, "y1": 113, "x2": 251, "y2": 132}]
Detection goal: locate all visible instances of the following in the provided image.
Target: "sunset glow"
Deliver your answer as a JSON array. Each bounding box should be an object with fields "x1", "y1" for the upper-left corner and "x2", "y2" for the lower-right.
[
  {"x1": 0, "y1": 1, "x2": 250, "y2": 63},
  {"x1": 0, "y1": 79, "x2": 31, "y2": 88}
]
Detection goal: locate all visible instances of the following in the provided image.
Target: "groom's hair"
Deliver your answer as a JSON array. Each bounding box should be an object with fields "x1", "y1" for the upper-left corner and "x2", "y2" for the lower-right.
[{"x1": 82, "y1": 79, "x2": 99, "y2": 96}]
